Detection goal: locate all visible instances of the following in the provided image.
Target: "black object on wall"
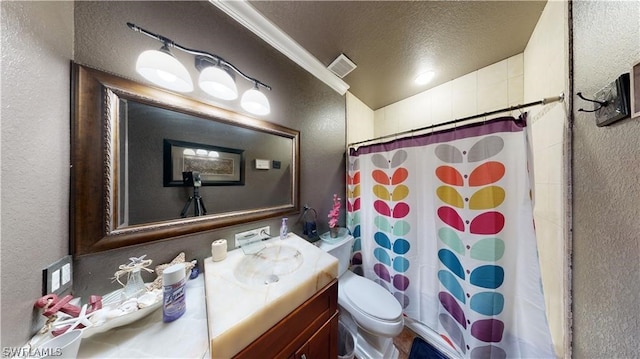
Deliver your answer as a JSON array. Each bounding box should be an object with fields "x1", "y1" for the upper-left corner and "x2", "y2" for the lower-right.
[{"x1": 578, "y1": 73, "x2": 631, "y2": 127}]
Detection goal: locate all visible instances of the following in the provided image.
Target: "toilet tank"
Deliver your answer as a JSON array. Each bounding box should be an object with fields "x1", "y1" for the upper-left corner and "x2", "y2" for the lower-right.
[{"x1": 319, "y1": 236, "x2": 354, "y2": 276}]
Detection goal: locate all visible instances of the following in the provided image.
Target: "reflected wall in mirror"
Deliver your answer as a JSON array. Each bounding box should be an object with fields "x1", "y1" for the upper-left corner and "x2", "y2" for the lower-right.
[{"x1": 72, "y1": 64, "x2": 299, "y2": 256}]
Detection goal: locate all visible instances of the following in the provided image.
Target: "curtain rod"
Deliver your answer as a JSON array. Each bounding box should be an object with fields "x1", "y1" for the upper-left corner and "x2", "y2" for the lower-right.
[{"x1": 348, "y1": 93, "x2": 565, "y2": 147}]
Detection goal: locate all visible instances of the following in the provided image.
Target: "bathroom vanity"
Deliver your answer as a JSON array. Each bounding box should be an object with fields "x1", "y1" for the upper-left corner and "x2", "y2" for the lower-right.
[
  {"x1": 204, "y1": 234, "x2": 339, "y2": 358},
  {"x1": 71, "y1": 234, "x2": 337, "y2": 358}
]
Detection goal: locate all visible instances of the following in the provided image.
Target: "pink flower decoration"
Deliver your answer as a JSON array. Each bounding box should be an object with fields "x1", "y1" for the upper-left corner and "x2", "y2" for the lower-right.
[{"x1": 328, "y1": 194, "x2": 341, "y2": 228}]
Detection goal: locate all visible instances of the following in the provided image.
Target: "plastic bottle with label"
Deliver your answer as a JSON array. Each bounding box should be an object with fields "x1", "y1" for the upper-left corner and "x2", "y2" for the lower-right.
[
  {"x1": 163, "y1": 263, "x2": 186, "y2": 322},
  {"x1": 280, "y1": 217, "x2": 288, "y2": 239}
]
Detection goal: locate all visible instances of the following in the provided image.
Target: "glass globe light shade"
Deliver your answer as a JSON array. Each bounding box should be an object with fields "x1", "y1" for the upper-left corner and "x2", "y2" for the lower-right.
[
  {"x1": 135, "y1": 47, "x2": 193, "y2": 93},
  {"x1": 241, "y1": 88, "x2": 271, "y2": 116},
  {"x1": 198, "y1": 66, "x2": 238, "y2": 100}
]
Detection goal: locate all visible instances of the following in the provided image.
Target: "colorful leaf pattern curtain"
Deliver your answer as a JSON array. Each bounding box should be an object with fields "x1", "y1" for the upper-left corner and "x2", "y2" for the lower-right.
[{"x1": 347, "y1": 117, "x2": 555, "y2": 358}]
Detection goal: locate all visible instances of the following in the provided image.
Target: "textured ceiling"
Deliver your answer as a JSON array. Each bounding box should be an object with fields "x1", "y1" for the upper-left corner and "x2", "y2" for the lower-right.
[{"x1": 248, "y1": 1, "x2": 547, "y2": 110}]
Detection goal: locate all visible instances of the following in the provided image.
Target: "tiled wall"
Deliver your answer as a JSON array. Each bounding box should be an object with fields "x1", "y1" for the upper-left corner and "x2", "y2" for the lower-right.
[
  {"x1": 371, "y1": 53, "x2": 524, "y2": 137},
  {"x1": 346, "y1": 92, "x2": 374, "y2": 145},
  {"x1": 523, "y1": 1, "x2": 568, "y2": 357},
  {"x1": 346, "y1": 53, "x2": 526, "y2": 145}
]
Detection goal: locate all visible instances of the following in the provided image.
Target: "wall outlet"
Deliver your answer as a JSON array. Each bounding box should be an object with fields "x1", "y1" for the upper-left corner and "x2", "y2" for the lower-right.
[{"x1": 42, "y1": 255, "x2": 72, "y2": 295}]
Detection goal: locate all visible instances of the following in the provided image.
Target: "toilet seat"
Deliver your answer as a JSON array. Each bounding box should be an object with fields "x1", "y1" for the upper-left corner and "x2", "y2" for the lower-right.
[{"x1": 343, "y1": 276, "x2": 402, "y2": 322}]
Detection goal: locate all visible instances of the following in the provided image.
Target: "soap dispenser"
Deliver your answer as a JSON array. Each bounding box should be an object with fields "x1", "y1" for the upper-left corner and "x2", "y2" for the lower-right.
[{"x1": 280, "y1": 217, "x2": 288, "y2": 239}]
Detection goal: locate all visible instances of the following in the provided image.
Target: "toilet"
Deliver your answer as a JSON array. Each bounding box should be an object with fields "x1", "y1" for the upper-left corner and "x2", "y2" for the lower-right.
[{"x1": 318, "y1": 235, "x2": 404, "y2": 359}]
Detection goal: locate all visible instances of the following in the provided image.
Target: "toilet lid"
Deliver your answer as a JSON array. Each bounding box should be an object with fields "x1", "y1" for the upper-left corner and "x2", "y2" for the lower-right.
[{"x1": 344, "y1": 277, "x2": 402, "y2": 321}]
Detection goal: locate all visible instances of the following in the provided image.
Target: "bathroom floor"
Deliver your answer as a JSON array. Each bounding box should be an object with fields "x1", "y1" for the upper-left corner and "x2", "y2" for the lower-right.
[
  {"x1": 393, "y1": 326, "x2": 420, "y2": 359},
  {"x1": 350, "y1": 326, "x2": 419, "y2": 359}
]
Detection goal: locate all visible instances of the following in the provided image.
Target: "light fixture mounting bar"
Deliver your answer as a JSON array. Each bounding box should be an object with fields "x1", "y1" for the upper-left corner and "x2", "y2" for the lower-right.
[{"x1": 126, "y1": 22, "x2": 271, "y2": 91}]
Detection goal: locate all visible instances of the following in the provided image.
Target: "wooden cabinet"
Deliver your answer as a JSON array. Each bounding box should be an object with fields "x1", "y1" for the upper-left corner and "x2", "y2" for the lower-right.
[
  {"x1": 293, "y1": 314, "x2": 338, "y2": 359},
  {"x1": 234, "y1": 279, "x2": 338, "y2": 359}
]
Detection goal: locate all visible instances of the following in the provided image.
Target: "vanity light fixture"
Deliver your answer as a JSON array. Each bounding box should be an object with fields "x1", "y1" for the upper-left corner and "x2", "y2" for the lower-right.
[
  {"x1": 127, "y1": 22, "x2": 271, "y2": 115},
  {"x1": 241, "y1": 82, "x2": 271, "y2": 116},
  {"x1": 136, "y1": 44, "x2": 194, "y2": 93},
  {"x1": 195, "y1": 56, "x2": 238, "y2": 100}
]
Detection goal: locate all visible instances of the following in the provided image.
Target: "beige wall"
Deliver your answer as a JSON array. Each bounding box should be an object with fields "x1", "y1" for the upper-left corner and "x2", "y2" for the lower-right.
[
  {"x1": 1, "y1": 1, "x2": 74, "y2": 347},
  {"x1": 572, "y1": 1, "x2": 640, "y2": 357},
  {"x1": 523, "y1": 1, "x2": 569, "y2": 357}
]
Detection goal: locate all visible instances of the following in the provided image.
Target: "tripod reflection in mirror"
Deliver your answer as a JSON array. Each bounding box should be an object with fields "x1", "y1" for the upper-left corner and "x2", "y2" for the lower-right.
[{"x1": 180, "y1": 171, "x2": 207, "y2": 217}]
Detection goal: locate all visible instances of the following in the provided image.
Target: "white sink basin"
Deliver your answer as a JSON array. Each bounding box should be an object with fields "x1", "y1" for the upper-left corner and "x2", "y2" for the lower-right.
[{"x1": 234, "y1": 244, "x2": 303, "y2": 286}]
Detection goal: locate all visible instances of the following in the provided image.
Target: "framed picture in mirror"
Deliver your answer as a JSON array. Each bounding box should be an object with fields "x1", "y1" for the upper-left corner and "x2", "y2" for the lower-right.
[{"x1": 163, "y1": 139, "x2": 245, "y2": 186}]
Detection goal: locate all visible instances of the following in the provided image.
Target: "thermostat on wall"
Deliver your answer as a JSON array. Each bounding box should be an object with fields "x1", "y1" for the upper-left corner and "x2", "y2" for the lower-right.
[{"x1": 255, "y1": 159, "x2": 270, "y2": 170}]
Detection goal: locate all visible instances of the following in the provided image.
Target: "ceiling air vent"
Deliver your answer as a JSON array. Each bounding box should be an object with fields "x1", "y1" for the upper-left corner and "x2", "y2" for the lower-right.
[{"x1": 327, "y1": 54, "x2": 357, "y2": 78}]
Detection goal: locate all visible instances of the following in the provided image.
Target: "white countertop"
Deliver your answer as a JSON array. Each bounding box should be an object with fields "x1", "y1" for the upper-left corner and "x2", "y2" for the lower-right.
[
  {"x1": 76, "y1": 275, "x2": 209, "y2": 358},
  {"x1": 204, "y1": 234, "x2": 338, "y2": 358}
]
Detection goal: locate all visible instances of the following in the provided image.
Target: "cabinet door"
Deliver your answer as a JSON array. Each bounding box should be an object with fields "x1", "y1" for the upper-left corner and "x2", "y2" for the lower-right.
[
  {"x1": 294, "y1": 313, "x2": 338, "y2": 359},
  {"x1": 235, "y1": 280, "x2": 338, "y2": 359}
]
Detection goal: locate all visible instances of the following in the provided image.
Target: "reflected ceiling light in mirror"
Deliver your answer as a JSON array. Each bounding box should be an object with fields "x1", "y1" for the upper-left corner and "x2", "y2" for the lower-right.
[
  {"x1": 128, "y1": 22, "x2": 271, "y2": 116},
  {"x1": 241, "y1": 83, "x2": 271, "y2": 116},
  {"x1": 183, "y1": 149, "x2": 196, "y2": 156},
  {"x1": 135, "y1": 45, "x2": 193, "y2": 93},
  {"x1": 415, "y1": 70, "x2": 435, "y2": 85}
]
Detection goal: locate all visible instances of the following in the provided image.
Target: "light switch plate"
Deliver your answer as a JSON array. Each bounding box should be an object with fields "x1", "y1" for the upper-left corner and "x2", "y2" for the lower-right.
[
  {"x1": 255, "y1": 159, "x2": 270, "y2": 170},
  {"x1": 43, "y1": 255, "x2": 72, "y2": 295}
]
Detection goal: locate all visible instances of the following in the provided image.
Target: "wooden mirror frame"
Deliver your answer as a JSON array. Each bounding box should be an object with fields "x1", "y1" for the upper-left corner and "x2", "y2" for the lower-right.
[{"x1": 71, "y1": 63, "x2": 300, "y2": 256}]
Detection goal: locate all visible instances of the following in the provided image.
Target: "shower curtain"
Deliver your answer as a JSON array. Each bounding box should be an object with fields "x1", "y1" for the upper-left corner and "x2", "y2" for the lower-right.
[{"x1": 347, "y1": 116, "x2": 555, "y2": 358}]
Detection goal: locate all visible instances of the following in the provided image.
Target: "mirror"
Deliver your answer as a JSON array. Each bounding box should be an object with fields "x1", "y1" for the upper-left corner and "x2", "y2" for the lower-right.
[{"x1": 71, "y1": 64, "x2": 299, "y2": 256}]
